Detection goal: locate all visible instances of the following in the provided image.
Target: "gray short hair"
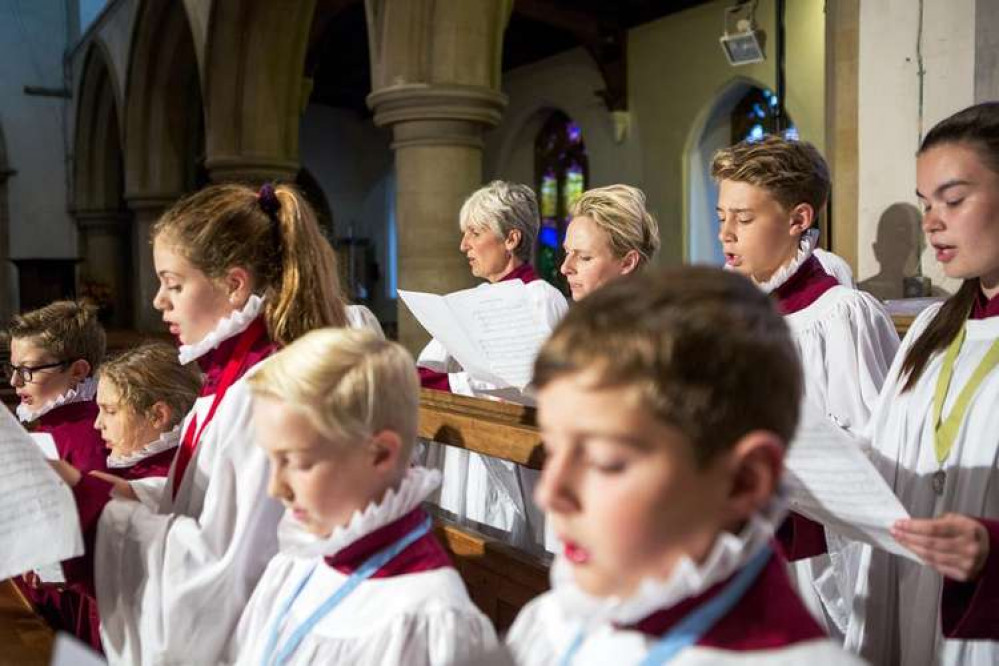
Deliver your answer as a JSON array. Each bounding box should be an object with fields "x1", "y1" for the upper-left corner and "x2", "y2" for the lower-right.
[{"x1": 459, "y1": 181, "x2": 539, "y2": 263}]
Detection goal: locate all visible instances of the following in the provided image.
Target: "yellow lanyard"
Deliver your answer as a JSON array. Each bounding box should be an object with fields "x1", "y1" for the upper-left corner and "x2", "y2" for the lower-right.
[{"x1": 932, "y1": 323, "x2": 999, "y2": 464}]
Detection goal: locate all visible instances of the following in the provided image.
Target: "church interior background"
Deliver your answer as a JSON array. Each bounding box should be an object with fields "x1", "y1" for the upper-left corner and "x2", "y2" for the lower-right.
[{"x1": 1, "y1": 0, "x2": 997, "y2": 355}]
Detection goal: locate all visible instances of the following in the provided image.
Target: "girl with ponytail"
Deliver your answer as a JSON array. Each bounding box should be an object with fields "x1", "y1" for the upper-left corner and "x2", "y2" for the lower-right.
[
  {"x1": 91, "y1": 182, "x2": 381, "y2": 665},
  {"x1": 842, "y1": 102, "x2": 999, "y2": 666}
]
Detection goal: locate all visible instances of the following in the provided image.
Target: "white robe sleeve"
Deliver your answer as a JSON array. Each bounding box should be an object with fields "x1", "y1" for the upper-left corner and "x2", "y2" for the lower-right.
[
  {"x1": 96, "y1": 380, "x2": 283, "y2": 666},
  {"x1": 813, "y1": 248, "x2": 856, "y2": 288},
  {"x1": 788, "y1": 288, "x2": 900, "y2": 433},
  {"x1": 129, "y1": 476, "x2": 169, "y2": 509},
  {"x1": 228, "y1": 557, "x2": 498, "y2": 666}
]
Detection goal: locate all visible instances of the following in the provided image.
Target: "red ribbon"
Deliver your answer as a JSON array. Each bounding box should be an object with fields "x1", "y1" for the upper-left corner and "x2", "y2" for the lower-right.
[{"x1": 172, "y1": 317, "x2": 267, "y2": 498}]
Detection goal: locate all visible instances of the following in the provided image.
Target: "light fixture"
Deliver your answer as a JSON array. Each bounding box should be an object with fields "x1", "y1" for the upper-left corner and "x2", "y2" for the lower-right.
[{"x1": 720, "y1": 1, "x2": 766, "y2": 66}]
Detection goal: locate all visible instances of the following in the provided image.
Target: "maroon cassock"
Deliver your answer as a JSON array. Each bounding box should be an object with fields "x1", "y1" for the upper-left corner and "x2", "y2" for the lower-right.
[
  {"x1": 418, "y1": 263, "x2": 543, "y2": 392},
  {"x1": 625, "y1": 551, "x2": 827, "y2": 651},
  {"x1": 64, "y1": 446, "x2": 177, "y2": 652},
  {"x1": 14, "y1": 399, "x2": 108, "y2": 643},
  {"x1": 324, "y1": 507, "x2": 453, "y2": 576}
]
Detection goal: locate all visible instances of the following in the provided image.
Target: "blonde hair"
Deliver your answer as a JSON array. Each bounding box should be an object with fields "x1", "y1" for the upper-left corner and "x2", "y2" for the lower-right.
[
  {"x1": 459, "y1": 181, "x2": 539, "y2": 263},
  {"x1": 153, "y1": 183, "x2": 348, "y2": 346},
  {"x1": 711, "y1": 136, "x2": 830, "y2": 217},
  {"x1": 248, "y1": 329, "x2": 419, "y2": 458},
  {"x1": 7, "y1": 301, "x2": 106, "y2": 373},
  {"x1": 97, "y1": 342, "x2": 201, "y2": 428},
  {"x1": 569, "y1": 185, "x2": 660, "y2": 267}
]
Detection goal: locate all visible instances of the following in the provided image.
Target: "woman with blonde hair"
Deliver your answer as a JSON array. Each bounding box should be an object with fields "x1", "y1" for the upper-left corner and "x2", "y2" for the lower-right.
[{"x1": 560, "y1": 184, "x2": 660, "y2": 301}]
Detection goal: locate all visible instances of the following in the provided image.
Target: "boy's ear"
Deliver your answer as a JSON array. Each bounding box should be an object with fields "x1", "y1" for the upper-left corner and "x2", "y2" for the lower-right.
[
  {"x1": 148, "y1": 401, "x2": 172, "y2": 430},
  {"x1": 69, "y1": 359, "x2": 91, "y2": 383},
  {"x1": 224, "y1": 266, "x2": 254, "y2": 307},
  {"x1": 723, "y1": 430, "x2": 784, "y2": 523},
  {"x1": 368, "y1": 429, "x2": 404, "y2": 472},
  {"x1": 788, "y1": 203, "x2": 815, "y2": 237}
]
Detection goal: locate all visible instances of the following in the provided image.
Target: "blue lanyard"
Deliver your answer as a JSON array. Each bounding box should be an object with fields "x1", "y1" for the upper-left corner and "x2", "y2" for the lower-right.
[
  {"x1": 560, "y1": 545, "x2": 772, "y2": 666},
  {"x1": 261, "y1": 515, "x2": 433, "y2": 666}
]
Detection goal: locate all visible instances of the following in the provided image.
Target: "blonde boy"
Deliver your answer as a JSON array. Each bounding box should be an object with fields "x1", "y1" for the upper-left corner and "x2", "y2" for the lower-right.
[
  {"x1": 228, "y1": 328, "x2": 497, "y2": 665},
  {"x1": 505, "y1": 268, "x2": 864, "y2": 665}
]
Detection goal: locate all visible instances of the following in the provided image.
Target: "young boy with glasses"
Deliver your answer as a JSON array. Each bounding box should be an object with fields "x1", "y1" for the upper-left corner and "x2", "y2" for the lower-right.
[{"x1": 4, "y1": 300, "x2": 108, "y2": 635}]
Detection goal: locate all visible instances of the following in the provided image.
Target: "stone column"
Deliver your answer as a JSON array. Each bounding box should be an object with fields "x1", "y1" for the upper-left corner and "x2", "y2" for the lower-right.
[
  {"x1": 366, "y1": 0, "x2": 511, "y2": 354},
  {"x1": 76, "y1": 209, "x2": 132, "y2": 328},
  {"x1": 126, "y1": 195, "x2": 178, "y2": 332}
]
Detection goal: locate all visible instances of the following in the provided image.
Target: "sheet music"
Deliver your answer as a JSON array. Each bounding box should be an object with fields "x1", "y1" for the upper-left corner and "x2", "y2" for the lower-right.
[
  {"x1": 31, "y1": 433, "x2": 59, "y2": 460},
  {"x1": 783, "y1": 403, "x2": 919, "y2": 562},
  {"x1": 50, "y1": 632, "x2": 108, "y2": 665},
  {"x1": 0, "y1": 408, "x2": 83, "y2": 580},
  {"x1": 400, "y1": 281, "x2": 550, "y2": 390}
]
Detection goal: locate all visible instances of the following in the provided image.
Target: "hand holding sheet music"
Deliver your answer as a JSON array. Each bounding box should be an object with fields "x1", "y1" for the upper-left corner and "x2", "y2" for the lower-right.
[
  {"x1": 400, "y1": 281, "x2": 552, "y2": 390},
  {"x1": 0, "y1": 407, "x2": 83, "y2": 580},
  {"x1": 783, "y1": 403, "x2": 920, "y2": 562}
]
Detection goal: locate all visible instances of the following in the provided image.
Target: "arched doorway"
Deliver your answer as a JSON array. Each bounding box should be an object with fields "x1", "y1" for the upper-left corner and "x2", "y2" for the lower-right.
[
  {"x1": 74, "y1": 42, "x2": 129, "y2": 327},
  {"x1": 684, "y1": 80, "x2": 797, "y2": 266},
  {"x1": 123, "y1": 0, "x2": 205, "y2": 330}
]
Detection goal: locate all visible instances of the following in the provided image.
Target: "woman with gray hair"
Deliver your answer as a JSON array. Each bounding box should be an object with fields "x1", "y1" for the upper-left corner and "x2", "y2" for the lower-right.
[{"x1": 417, "y1": 180, "x2": 568, "y2": 551}]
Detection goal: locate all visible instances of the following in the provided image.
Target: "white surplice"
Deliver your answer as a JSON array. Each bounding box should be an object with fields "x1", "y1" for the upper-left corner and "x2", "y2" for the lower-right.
[
  {"x1": 418, "y1": 276, "x2": 567, "y2": 553},
  {"x1": 751, "y1": 234, "x2": 899, "y2": 638},
  {"x1": 227, "y1": 467, "x2": 497, "y2": 666},
  {"x1": 95, "y1": 299, "x2": 384, "y2": 666},
  {"x1": 845, "y1": 303, "x2": 999, "y2": 666}
]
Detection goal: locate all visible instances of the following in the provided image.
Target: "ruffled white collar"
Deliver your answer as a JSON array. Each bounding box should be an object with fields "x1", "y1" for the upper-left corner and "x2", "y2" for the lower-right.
[
  {"x1": 107, "y1": 425, "x2": 181, "y2": 469},
  {"x1": 177, "y1": 294, "x2": 265, "y2": 365},
  {"x1": 547, "y1": 493, "x2": 787, "y2": 627},
  {"x1": 744, "y1": 229, "x2": 820, "y2": 294},
  {"x1": 277, "y1": 466, "x2": 441, "y2": 558},
  {"x1": 16, "y1": 376, "x2": 98, "y2": 423}
]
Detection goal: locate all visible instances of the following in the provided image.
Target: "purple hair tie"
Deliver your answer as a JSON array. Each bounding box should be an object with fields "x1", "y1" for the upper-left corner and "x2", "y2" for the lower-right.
[{"x1": 257, "y1": 183, "x2": 281, "y2": 217}]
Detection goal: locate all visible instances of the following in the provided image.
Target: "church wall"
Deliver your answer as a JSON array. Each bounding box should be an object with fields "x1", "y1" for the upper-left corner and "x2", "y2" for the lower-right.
[
  {"x1": 0, "y1": 1, "x2": 76, "y2": 313},
  {"x1": 299, "y1": 104, "x2": 396, "y2": 325},
  {"x1": 485, "y1": 0, "x2": 827, "y2": 268},
  {"x1": 857, "y1": 0, "x2": 976, "y2": 293}
]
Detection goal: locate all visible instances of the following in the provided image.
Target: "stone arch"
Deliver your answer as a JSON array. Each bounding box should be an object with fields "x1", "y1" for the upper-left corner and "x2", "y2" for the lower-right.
[
  {"x1": 124, "y1": 0, "x2": 204, "y2": 197},
  {"x1": 0, "y1": 121, "x2": 11, "y2": 323},
  {"x1": 123, "y1": 0, "x2": 205, "y2": 329},
  {"x1": 682, "y1": 76, "x2": 770, "y2": 266},
  {"x1": 74, "y1": 41, "x2": 130, "y2": 326},
  {"x1": 202, "y1": 0, "x2": 316, "y2": 183}
]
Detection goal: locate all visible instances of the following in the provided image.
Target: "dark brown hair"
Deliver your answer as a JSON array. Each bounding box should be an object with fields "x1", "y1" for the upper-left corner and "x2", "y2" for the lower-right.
[
  {"x1": 7, "y1": 300, "x2": 106, "y2": 374},
  {"x1": 533, "y1": 267, "x2": 803, "y2": 465},
  {"x1": 153, "y1": 183, "x2": 347, "y2": 346},
  {"x1": 900, "y1": 102, "x2": 999, "y2": 391}
]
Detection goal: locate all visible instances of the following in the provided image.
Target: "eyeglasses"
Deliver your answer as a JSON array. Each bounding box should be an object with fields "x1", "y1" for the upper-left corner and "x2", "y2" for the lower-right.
[{"x1": 2, "y1": 361, "x2": 69, "y2": 383}]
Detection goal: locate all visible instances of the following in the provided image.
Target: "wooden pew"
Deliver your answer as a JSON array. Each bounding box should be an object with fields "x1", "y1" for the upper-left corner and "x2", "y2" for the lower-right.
[
  {"x1": 0, "y1": 580, "x2": 54, "y2": 666},
  {"x1": 418, "y1": 389, "x2": 550, "y2": 631}
]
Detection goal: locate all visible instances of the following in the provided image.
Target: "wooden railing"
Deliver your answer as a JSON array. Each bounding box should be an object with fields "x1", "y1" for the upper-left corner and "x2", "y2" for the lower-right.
[
  {"x1": 0, "y1": 581, "x2": 54, "y2": 666},
  {"x1": 418, "y1": 389, "x2": 550, "y2": 631}
]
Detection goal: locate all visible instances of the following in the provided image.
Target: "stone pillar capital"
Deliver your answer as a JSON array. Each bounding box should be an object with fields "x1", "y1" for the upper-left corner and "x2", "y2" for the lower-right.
[
  {"x1": 73, "y1": 208, "x2": 131, "y2": 232},
  {"x1": 367, "y1": 84, "x2": 507, "y2": 149},
  {"x1": 204, "y1": 157, "x2": 301, "y2": 185},
  {"x1": 124, "y1": 193, "x2": 182, "y2": 213}
]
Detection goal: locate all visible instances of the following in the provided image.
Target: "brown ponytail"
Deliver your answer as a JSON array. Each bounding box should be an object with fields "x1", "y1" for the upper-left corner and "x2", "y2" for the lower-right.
[
  {"x1": 899, "y1": 102, "x2": 999, "y2": 391},
  {"x1": 268, "y1": 186, "x2": 347, "y2": 342},
  {"x1": 153, "y1": 183, "x2": 347, "y2": 346},
  {"x1": 900, "y1": 280, "x2": 978, "y2": 391}
]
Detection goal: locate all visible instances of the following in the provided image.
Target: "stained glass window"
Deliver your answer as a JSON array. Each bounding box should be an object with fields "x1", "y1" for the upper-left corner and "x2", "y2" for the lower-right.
[
  {"x1": 730, "y1": 87, "x2": 798, "y2": 145},
  {"x1": 535, "y1": 111, "x2": 588, "y2": 289}
]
